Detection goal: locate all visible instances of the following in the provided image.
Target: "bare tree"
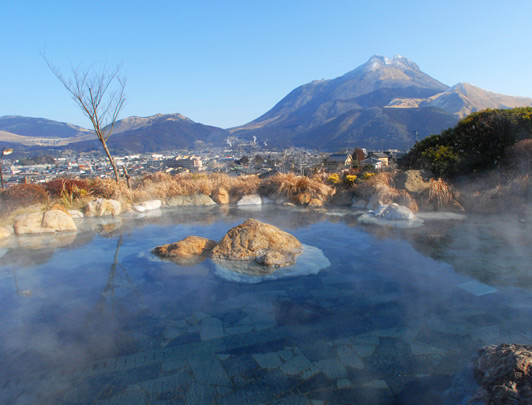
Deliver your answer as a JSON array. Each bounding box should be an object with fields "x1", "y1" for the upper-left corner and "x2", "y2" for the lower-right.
[{"x1": 43, "y1": 55, "x2": 126, "y2": 183}]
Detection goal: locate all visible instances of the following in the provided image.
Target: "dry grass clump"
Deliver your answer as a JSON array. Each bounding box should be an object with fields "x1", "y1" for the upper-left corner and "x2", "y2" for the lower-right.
[
  {"x1": 130, "y1": 172, "x2": 260, "y2": 202},
  {"x1": 228, "y1": 175, "x2": 261, "y2": 199},
  {"x1": 396, "y1": 189, "x2": 419, "y2": 213},
  {"x1": 259, "y1": 173, "x2": 335, "y2": 202},
  {"x1": 89, "y1": 178, "x2": 132, "y2": 202},
  {"x1": 0, "y1": 184, "x2": 50, "y2": 216},
  {"x1": 422, "y1": 178, "x2": 463, "y2": 211},
  {"x1": 131, "y1": 172, "x2": 179, "y2": 201},
  {"x1": 44, "y1": 178, "x2": 95, "y2": 209}
]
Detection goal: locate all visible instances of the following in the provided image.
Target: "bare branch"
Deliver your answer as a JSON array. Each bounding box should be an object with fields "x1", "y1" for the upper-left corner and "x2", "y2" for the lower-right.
[{"x1": 42, "y1": 52, "x2": 127, "y2": 183}]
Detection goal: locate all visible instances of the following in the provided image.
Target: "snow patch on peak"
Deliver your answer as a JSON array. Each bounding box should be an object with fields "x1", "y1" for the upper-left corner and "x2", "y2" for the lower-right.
[
  {"x1": 366, "y1": 54, "x2": 419, "y2": 71},
  {"x1": 367, "y1": 55, "x2": 392, "y2": 70},
  {"x1": 391, "y1": 55, "x2": 420, "y2": 70},
  {"x1": 448, "y1": 82, "x2": 474, "y2": 94}
]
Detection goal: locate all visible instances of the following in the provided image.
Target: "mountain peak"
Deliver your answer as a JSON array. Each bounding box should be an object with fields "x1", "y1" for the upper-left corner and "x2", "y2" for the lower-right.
[{"x1": 365, "y1": 54, "x2": 420, "y2": 71}]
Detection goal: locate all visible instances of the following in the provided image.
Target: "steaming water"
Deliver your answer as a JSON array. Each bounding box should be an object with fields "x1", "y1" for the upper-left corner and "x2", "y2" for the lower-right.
[{"x1": 1, "y1": 206, "x2": 532, "y2": 404}]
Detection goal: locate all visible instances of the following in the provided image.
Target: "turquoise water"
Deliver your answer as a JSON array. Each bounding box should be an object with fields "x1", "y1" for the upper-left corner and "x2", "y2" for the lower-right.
[{"x1": 1, "y1": 206, "x2": 531, "y2": 404}]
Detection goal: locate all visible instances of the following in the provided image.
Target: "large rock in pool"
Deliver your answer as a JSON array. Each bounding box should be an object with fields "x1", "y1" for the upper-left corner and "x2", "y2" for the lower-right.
[
  {"x1": 14, "y1": 210, "x2": 77, "y2": 235},
  {"x1": 0, "y1": 226, "x2": 12, "y2": 239},
  {"x1": 132, "y1": 199, "x2": 162, "y2": 212},
  {"x1": 84, "y1": 198, "x2": 122, "y2": 217},
  {"x1": 237, "y1": 194, "x2": 262, "y2": 206},
  {"x1": 470, "y1": 343, "x2": 532, "y2": 404},
  {"x1": 166, "y1": 194, "x2": 216, "y2": 207},
  {"x1": 374, "y1": 203, "x2": 416, "y2": 220},
  {"x1": 211, "y1": 187, "x2": 229, "y2": 205},
  {"x1": 211, "y1": 219, "x2": 302, "y2": 267},
  {"x1": 152, "y1": 236, "x2": 217, "y2": 264}
]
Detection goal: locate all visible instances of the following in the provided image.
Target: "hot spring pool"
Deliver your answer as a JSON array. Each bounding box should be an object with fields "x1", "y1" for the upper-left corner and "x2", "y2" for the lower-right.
[{"x1": 1, "y1": 205, "x2": 532, "y2": 404}]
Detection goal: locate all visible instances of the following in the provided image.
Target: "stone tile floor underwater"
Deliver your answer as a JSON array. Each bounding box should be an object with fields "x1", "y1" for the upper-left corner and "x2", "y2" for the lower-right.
[{"x1": 1, "y1": 209, "x2": 532, "y2": 404}]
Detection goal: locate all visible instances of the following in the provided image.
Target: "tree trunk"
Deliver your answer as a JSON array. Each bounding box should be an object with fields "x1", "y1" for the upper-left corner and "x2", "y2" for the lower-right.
[
  {"x1": 122, "y1": 166, "x2": 131, "y2": 190},
  {"x1": 100, "y1": 139, "x2": 120, "y2": 183}
]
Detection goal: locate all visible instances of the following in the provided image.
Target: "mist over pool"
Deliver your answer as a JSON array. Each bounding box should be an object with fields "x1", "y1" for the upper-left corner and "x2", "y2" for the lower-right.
[{"x1": 1, "y1": 205, "x2": 532, "y2": 403}]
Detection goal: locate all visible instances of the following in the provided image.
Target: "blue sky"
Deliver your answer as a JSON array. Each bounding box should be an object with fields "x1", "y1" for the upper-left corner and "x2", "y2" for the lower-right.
[{"x1": 2, "y1": 0, "x2": 532, "y2": 129}]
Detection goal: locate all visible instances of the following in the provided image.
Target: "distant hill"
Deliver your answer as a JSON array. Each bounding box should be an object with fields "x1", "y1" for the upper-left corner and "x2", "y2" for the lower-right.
[
  {"x1": 231, "y1": 55, "x2": 532, "y2": 150},
  {"x1": 71, "y1": 113, "x2": 230, "y2": 153},
  {"x1": 420, "y1": 82, "x2": 532, "y2": 118},
  {"x1": 0, "y1": 116, "x2": 92, "y2": 138},
  {"x1": 0, "y1": 113, "x2": 229, "y2": 153}
]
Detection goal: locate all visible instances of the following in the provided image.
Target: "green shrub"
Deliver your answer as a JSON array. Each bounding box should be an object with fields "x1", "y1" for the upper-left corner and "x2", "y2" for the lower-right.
[{"x1": 401, "y1": 107, "x2": 532, "y2": 177}]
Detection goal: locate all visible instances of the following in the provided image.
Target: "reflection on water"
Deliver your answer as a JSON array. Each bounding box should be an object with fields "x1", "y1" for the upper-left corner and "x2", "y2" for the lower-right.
[
  {"x1": 0, "y1": 207, "x2": 532, "y2": 403},
  {"x1": 212, "y1": 244, "x2": 330, "y2": 283}
]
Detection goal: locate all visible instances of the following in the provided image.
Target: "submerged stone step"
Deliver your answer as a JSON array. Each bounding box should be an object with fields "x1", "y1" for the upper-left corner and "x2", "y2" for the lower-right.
[{"x1": 457, "y1": 281, "x2": 497, "y2": 296}]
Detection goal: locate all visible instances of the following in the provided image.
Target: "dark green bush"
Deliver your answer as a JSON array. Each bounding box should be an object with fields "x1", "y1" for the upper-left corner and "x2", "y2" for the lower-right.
[{"x1": 401, "y1": 107, "x2": 532, "y2": 177}]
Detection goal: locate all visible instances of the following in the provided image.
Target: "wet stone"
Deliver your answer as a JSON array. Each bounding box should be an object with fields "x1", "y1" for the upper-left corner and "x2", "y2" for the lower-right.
[
  {"x1": 337, "y1": 346, "x2": 365, "y2": 370},
  {"x1": 352, "y1": 343, "x2": 376, "y2": 358},
  {"x1": 187, "y1": 354, "x2": 232, "y2": 387},
  {"x1": 410, "y1": 342, "x2": 448, "y2": 356},
  {"x1": 200, "y1": 317, "x2": 224, "y2": 341},
  {"x1": 281, "y1": 353, "x2": 313, "y2": 376},
  {"x1": 299, "y1": 341, "x2": 337, "y2": 362},
  {"x1": 314, "y1": 358, "x2": 348, "y2": 379},
  {"x1": 362, "y1": 379, "x2": 389, "y2": 389},
  {"x1": 166, "y1": 332, "x2": 201, "y2": 348},
  {"x1": 96, "y1": 388, "x2": 147, "y2": 404},
  {"x1": 337, "y1": 378, "x2": 353, "y2": 388},
  {"x1": 279, "y1": 349, "x2": 294, "y2": 361},
  {"x1": 222, "y1": 354, "x2": 258, "y2": 377},
  {"x1": 227, "y1": 337, "x2": 292, "y2": 356},
  {"x1": 225, "y1": 324, "x2": 254, "y2": 336},
  {"x1": 138, "y1": 373, "x2": 193, "y2": 399},
  {"x1": 377, "y1": 337, "x2": 410, "y2": 357},
  {"x1": 253, "y1": 352, "x2": 282, "y2": 369},
  {"x1": 272, "y1": 395, "x2": 311, "y2": 404},
  {"x1": 184, "y1": 383, "x2": 217, "y2": 404}
]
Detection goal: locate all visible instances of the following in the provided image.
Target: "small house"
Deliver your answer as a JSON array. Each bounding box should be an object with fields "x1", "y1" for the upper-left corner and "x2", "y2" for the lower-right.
[
  {"x1": 360, "y1": 157, "x2": 384, "y2": 170},
  {"x1": 368, "y1": 152, "x2": 389, "y2": 166},
  {"x1": 324, "y1": 153, "x2": 353, "y2": 172}
]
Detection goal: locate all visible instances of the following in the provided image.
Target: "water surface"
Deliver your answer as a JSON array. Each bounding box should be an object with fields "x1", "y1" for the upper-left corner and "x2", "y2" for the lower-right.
[{"x1": 1, "y1": 206, "x2": 531, "y2": 404}]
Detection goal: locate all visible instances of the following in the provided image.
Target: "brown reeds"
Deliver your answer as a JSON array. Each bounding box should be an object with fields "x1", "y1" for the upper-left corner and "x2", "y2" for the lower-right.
[
  {"x1": 423, "y1": 178, "x2": 462, "y2": 211},
  {"x1": 0, "y1": 184, "x2": 50, "y2": 221},
  {"x1": 258, "y1": 173, "x2": 335, "y2": 202},
  {"x1": 356, "y1": 171, "x2": 400, "y2": 203}
]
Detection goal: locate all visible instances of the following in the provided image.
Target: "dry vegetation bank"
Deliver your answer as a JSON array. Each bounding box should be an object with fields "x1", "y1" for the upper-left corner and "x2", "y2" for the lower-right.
[
  {"x1": 0, "y1": 172, "x2": 337, "y2": 224},
  {"x1": 4, "y1": 159, "x2": 526, "y2": 226}
]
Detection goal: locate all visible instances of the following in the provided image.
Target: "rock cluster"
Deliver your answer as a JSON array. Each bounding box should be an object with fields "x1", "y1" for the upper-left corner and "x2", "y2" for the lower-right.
[
  {"x1": 374, "y1": 203, "x2": 416, "y2": 220},
  {"x1": 211, "y1": 187, "x2": 229, "y2": 205},
  {"x1": 211, "y1": 219, "x2": 302, "y2": 267},
  {"x1": 13, "y1": 209, "x2": 77, "y2": 235},
  {"x1": 237, "y1": 194, "x2": 263, "y2": 206},
  {"x1": 0, "y1": 226, "x2": 12, "y2": 239},
  {"x1": 166, "y1": 194, "x2": 216, "y2": 207},
  {"x1": 132, "y1": 199, "x2": 162, "y2": 212},
  {"x1": 153, "y1": 219, "x2": 303, "y2": 269},
  {"x1": 84, "y1": 198, "x2": 122, "y2": 217},
  {"x1": 152, "y1": 236, "x2": 217, "y2": 264},
  {"x1": 471, "y1": 343, "x2": 532, "y2": 404}
]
